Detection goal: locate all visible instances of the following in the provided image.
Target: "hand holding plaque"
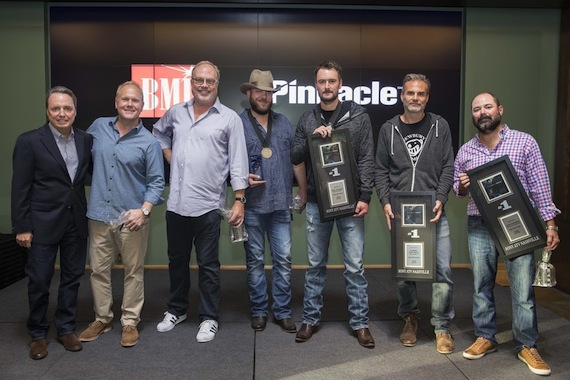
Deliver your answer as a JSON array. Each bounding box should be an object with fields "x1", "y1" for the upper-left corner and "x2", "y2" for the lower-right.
[
  {"x1": 308, "y1": 129, "x2": 359, "y2": 222},
  {"x1": 466, "y1": 156, "x2": 547, "y2": 258},
  {"x1": 390, "y1": 191, "x2": 436, "y2": 281}
]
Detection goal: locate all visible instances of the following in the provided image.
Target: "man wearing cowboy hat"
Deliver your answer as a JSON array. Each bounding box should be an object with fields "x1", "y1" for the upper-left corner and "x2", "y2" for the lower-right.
[{"x1": 239, "y1": 69, "x2": 307, "y2": 333}]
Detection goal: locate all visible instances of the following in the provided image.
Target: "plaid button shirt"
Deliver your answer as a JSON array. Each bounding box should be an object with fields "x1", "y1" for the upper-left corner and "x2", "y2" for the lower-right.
[{"x1": 453, "y1": 125, "x2": 560, "y2": 221}]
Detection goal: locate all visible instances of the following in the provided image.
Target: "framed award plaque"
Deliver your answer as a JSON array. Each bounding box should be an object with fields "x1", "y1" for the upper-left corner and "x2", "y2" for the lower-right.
[
  {"x1": 466, "y1": 155, "x2": 546, "y2": 259},
  {"x1": 308, "y1": 129, "x2": 359, "y2": 222},
  {"x1": 391, "y1": 191, "x2": 436, "y2": 281}
]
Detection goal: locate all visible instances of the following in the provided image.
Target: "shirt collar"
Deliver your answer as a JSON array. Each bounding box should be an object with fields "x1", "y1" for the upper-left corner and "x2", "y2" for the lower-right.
[
  {"x1": 109, "y1": 118, "x2": 144, "y2": 134},
  {"x1": 48, "y1": 123, "x2": 75, "y2": 140},
  {"x1": 185, "y1": 97, "x2": 222, "y2": 114}
]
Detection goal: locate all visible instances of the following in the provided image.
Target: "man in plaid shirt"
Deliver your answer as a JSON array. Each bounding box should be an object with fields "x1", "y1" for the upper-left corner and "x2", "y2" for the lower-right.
[{"x1": 454, "y1": 92, "x2": 560, "y2": 376}]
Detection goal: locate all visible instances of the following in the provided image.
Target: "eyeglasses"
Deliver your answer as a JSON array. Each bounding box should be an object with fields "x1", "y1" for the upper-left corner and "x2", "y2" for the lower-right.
[{"x1": 191, "y1": 77, "x2": 218, "y2": 86}]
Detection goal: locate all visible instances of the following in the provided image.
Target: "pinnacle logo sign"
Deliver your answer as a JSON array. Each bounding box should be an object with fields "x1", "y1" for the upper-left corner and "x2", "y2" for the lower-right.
[
  {"x1": 132, "y1": 64, "x2": 196, "y2": 118},
  {"x1": 132, "y1": 64, "x2": 401, "y2": 118}
]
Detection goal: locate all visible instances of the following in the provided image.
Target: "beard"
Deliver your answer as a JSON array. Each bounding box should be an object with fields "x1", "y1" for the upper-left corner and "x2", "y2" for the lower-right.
[
  {"x1": 404, "y1": 102, "x2": 424, "y2": 114},
  {"x1": 319, "y1": 90, "x2": 338, "y2": 105},
  {"x1": 473, "y1": 113, "x2": 501, "y2": 134},
  {"x1": 250, "y1": 98, "x2": 271, "y2": 115}
]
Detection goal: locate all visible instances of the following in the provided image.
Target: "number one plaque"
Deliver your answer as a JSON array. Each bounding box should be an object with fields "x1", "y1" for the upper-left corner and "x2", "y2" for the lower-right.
[{"x1": 391, "y1": 191, "x2": 436, "y2": 281}]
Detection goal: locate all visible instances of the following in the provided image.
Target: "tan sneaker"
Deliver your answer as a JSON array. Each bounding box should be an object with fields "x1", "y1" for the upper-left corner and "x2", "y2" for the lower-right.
[
  {"x1": 518, "y1": 346, "x2": 551, "y2": 376},
  {"x1": 463, "y1": 337, "x2": 497, "y2": 359},
  {"x1": 436, "y1": 332, "x2": 454, "y2": 354},
  {"x1": 121, "y1": 325, "x2": 139, "y2": 347},
  {"x1": 400, "y1": 314, "x2": 419, "y2": 347},
  {"x1": 79, "y1": 321, "x2": 113, "y2": 342}
]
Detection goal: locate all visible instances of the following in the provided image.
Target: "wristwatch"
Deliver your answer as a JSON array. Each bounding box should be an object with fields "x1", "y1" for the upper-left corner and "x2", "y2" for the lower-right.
[
  {"x1": 546, "y1": 225, "x2": 558, "y2": 231},
  {"x1": 235, "y1": 197, "x2": 246, "y2": 204},
  {"x1": 141, "y1": 206, "x2": 151, "y2": 216}
]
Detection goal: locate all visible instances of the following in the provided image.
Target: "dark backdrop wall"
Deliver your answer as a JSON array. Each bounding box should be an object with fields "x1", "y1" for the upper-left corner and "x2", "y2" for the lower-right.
[{"x1": 49, "y1": 5, "x2": 462, "y2": 153}]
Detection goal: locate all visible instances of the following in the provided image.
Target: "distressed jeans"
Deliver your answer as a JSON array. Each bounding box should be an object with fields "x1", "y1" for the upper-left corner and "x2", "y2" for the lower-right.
[
  {"x1": 467, "y1": 216, "x2": 538, "y2": 350},
  {"x1": 301, "y1": 202, "x2": 369, "y2": 330}
]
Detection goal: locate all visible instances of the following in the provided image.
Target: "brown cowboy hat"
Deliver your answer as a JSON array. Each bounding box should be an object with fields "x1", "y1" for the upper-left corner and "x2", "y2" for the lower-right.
[{"x1": 240, "y1": 69, "x2": 280, "y2": 94}]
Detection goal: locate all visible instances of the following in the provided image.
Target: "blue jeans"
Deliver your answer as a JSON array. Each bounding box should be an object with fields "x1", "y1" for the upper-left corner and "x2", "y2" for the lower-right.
[
  {"x1": 467, "y1": 216, "x2": 538, "y2": 351},
  {"x1": 302, "y1": 202, "x2": 369, "y2": 330},
  {"x1": 244, "y1": 209, "x2": 293, "y2": 320},
  {"x1": 397, "y1": 214, "x2": 454, "y2": 333}
]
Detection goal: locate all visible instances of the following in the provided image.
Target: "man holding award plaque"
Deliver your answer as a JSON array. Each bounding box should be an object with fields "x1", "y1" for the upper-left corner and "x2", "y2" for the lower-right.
[
  {"x1": 454, "y1": 92, "x2": 560, "y2": 376},
  {"x1": 238, "y1": 69, "x2": 307, "y2": 333},
  {"x1": 153, "y1": 61, "x2": 249, "y2": 343},
  {"x1": 291, "y1": 61, "x2": 376, "y2": 348},
  {"x1": 375, "y1": 73, "x2": 456, "y2": 354}
]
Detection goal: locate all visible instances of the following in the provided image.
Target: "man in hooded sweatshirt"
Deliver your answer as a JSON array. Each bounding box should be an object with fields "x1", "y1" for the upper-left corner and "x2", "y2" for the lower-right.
[
  {"x1": 292, "y1": 61, "x2": 375, "y2": 349},
  {"x1": 375, "y1": 73, "x2": 455, "y2": 354}
]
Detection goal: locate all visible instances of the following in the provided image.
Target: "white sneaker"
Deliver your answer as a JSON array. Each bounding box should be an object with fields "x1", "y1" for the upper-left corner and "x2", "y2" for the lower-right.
[
  {"x1": 196, "y1": 320, "x2": 218, "y2": 342},
  {"x1": 157, "y1": 311, "x2": 187, "y2": 332}
]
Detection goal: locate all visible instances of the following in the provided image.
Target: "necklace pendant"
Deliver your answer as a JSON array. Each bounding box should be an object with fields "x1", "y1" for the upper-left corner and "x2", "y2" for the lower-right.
[{"x1": 261, "y1": 147, "x2": 273, "y2": 158}]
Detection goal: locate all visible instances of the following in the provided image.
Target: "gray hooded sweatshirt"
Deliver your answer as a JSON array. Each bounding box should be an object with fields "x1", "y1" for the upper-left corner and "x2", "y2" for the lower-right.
[{"x1": 374, "y1": 112, "x2": 454, "y2": 207}]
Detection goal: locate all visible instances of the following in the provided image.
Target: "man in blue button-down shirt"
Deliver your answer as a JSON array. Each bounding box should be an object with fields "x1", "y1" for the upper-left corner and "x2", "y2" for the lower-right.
[
  {"x1": 78, "y1": 81, "x2": 165, "y2": 348},
  {"x1": 239, "y1": 69, "x2": 307, "y2": 333},
  {"x1": 152, "y1": 61, "x2": 249, "y2": 343}
]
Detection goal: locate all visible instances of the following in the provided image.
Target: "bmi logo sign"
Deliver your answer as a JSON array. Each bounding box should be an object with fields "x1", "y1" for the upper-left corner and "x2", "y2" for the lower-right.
[{"x1": 131, "y1": 64, "x2": 195, "y2": 118}]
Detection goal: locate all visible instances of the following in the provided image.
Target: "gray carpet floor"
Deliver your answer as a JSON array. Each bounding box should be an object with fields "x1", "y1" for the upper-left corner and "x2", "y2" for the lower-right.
[{"x1": 0, "y1": 268, "x2": 568, "y2": 379}]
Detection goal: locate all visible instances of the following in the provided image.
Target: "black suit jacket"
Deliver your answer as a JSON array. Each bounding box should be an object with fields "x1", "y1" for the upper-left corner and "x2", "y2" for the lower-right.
[{"x1": 11, "y1": 123, "x2": 93, "y2": 244}]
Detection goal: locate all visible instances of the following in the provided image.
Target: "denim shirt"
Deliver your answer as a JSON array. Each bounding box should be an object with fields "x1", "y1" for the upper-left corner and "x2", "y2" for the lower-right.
[
  {"x1": 87, "y1": 117, "x2": 165, "y2": 222},
  {"x1": 240, "y1": 109, "x2": 295, "y2": 214}
]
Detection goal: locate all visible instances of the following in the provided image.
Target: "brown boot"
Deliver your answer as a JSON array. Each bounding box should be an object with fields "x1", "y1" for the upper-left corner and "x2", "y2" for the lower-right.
[{"x1": 400, "y1": 314, "x2": 419, "y2": 347}]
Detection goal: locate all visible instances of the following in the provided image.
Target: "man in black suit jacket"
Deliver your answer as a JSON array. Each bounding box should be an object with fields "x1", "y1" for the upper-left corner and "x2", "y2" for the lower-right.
[{"x1": 11, "y1": 86, "x2": 92, "y2": 360}]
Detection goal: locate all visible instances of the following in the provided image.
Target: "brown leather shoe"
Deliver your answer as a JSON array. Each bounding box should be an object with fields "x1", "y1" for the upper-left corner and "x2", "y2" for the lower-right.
[
  {"x1": 295, "y1": 323, "x2": 316, "y2": 342},
  {"x1": 400, "y1": 313, "x2": 419, "y2": 347},
  {"x1": 29, "y1": 338, "x2": 48, "y2": 360},
  {"x1": 436, "y1": 332, "x2": 454, "y2": 354},
  {"x1": 57, "y1": 333, "x2": 83, "y2": 352},
  {"x1": 354, "y1": 328, "x2": 375, "y2": 348},
  {"x1": 275, "y1": 317, "x2": 297, "y2": 333}
]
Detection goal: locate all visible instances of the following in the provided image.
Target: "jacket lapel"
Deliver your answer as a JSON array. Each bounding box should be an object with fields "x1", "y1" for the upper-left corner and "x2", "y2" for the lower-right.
[{"x1": 39, "y1": 123, "x2": 71, "y2": 182}]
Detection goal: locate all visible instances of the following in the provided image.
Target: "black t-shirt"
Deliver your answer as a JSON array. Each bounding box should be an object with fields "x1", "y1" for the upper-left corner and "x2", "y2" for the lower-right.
[
  {"x1": 321, "y1": 109, "x2": 334, "y2": 125},
  {"x1": 398, "y1": 115, "x2": 431, "y2": 164}
]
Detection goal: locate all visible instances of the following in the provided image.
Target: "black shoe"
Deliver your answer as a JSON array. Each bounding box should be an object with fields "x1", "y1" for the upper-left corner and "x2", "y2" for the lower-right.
[
  {"x1": 251, "y1": 316, "x2": 267, "y2": 331},
  {"x1": 275, "y1": 317, "x2": 297, "y2": 333},
  {"x1": 295, "y1": 323, "x2": 316, "y2": 342},
  {"x1": 354, "y1": 328, "x2": 375, "y2": 348}
]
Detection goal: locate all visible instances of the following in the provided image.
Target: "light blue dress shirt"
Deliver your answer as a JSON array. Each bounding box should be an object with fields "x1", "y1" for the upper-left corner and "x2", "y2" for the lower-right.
[
  {"x1": 48, "y1": 124, "x2": 78, "y2": 181},
  {"x1": 87, "y1": 117, "x2": 165, "y2": 222},
  {"x1": 153, "y1": 98, "x2": 249, "y2": 217}
]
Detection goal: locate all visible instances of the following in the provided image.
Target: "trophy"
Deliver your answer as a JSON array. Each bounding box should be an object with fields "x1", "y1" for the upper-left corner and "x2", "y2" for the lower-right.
[
  {"x1": 289, "y1": 194, "x2": 304, "y2": 214},
  {"x1": 532, "y1": 249, "x2": 557, "y2": 287},
  {"x1": 218, "y1": 208, "x2": 248, "y2": 243},
  {"x1": 109, "y1": 210, "x2": 129, "y2": 229}
]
